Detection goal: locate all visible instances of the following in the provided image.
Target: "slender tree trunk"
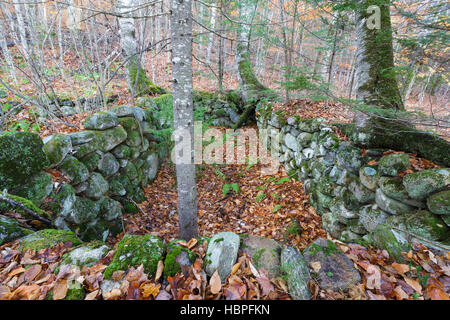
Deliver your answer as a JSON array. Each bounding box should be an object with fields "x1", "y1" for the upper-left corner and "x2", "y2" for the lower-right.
[
  {"x1": 170, "y1": 0, "x2": 198, "y2": 240},
  {"x1": 205, "y1": 2, "x2": 217, "y2": 65},
  {"x1": 354, "y1": 0, "x2": 403, "y2": 110}
]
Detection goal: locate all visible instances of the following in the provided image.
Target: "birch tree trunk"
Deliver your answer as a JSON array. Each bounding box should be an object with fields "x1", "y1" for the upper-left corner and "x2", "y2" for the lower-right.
[
  {"x1": 170, "y1": 0, "x2": 198, "y2": 240},
  {"x1": 354, "y1": 0, "x2": 403, "y2": 110},
  {"x1": 205, "y1": 3, "x2": 217, "y2": 65},
  {"x1": 118, "y1": 0, "x2": 163, "y2": 97}
]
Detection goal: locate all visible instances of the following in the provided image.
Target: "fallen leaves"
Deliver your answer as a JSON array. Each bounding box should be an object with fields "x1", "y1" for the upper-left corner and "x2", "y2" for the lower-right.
[{"x1": 209, "y1": 270, "x2": 221, "y2": 294}]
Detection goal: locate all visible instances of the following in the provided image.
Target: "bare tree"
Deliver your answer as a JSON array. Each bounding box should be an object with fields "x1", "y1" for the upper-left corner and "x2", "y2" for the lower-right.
[{"x1": 170, "y1": 0, "x2": 198, "y2": 240}]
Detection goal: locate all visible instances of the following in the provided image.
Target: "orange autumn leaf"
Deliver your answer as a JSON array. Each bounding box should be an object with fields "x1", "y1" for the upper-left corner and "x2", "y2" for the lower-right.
[{"x1": 209, "y1": 270, "x2": 221, "y2": 295}]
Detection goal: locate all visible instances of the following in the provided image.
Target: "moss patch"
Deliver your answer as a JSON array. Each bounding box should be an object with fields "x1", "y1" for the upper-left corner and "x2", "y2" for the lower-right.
[{"x1": 19, "y1": 229, "x2": 82, "y2": 252}]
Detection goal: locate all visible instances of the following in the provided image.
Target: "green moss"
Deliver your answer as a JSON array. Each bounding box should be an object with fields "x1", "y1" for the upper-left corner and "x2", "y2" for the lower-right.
[
  {"x1": 0, "y1": 193, "x2": 51, "y2": 219},
  {"x1": 127, "y1": 56, "x2": 164, "y2": 96},
  {"x1": 0, "y1": 215, "x2": 33, "y2": 245},
  {"x1": 0, "y1": 131, "x2": 50, "y2": 190},
  {"x1": 19, "y1": 229, "x2": 83, "y2": 252},
  {"x1": 305, "y1": 240, "x2": 339, "y2": 257},
  {"x1": 46, "y1": 281, "x2": 85, "y2": 300},
  {"x1": 163, "y1": 241, "x2": 197, "y2": 278},
  {"x1": 104, "y1": 234, "x2": 166, "y2": 279},
  {"x1": 253, "y1": 248, "x2": 266, "y2": 269}
]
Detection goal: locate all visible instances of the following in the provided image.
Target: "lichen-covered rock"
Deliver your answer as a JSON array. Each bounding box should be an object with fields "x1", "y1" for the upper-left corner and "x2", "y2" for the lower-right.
[
  {"x1": 281, "y1": 246, "x2": 311, "y2": 300},
  {"x1": 378, "y1": 177, "x2": 425, "y2": 208},
  {"x1": 284, "y1": 133, "x2": 301, "y2": 152},
  {"x1": 103, "y1": 234, "x2": 166, "y2": 279},
  {"x1": 359, "y1": 165, "x2": 380, "y2": 191},
  {"x1": 83, "y1": 112, "x2": 119, "y2": 130},
  {"x1": 358, "y1": 205, "x2": 390, "y2": 232},
  {"x1": 111, "y1": 145, "x2": 131, "y2": 159},
  {"x1": 61, "y1": 243, "x2": 109, "y2": 267},
  {"x1": 321, "y1": 211, "x2": 345, "y2": 238},
  {"x1": 98, "y1": 197, "x2": 122, "y2": 221},
  {"x1": 0, "y1": 216, "x2": 33, "y2": 245},
  {"x1": 403, "y1": 169, "x2": 450, "y2": 200},
  {"x1": 121, "y1": 161, "x2": 138, "y2": 181},
  {"x1": 375, "y1": 188, "x2": 414, "y2": 215},
  {"x1": 388, "y1": 210, "x2": 449, "y2": 241},
  {"x1": 97, "y1": 153, "x2": 120, "y2": 176},
  {"x1": 369, "y1": 225, "x2": 405, "y2": 262},
  {"x1": 141, "y1": 152, "x2": 159, "y2": 183},
  {"x1": 329, "y1": 198, "x2": 358, "y2": 223},
  {"x1": 44, "y1": 134, "x2": 72, "y2": 168},
  {"x1": 84, "y1": 173, "x2": 109, "y2": 200},
  {"x1": 68, "y1": 131, "x2": 95, "y2": 146},
  {"x1": 303, "y1": 238, "x2": 361, "y2": 291},
  {"x1": 64, "y1": 196, "x2": 99, "y2": 225},
  {"x1": 378, "y1": 153, "x2": 410, "y2": 177},
  {"x1": 205, "y1": 232, "x2": 240, "y2": 280},
  {"x1": 118, "y1": 117, "x2": 139, "y2": 132},
  {"x1": 73, "y1": 126, "x2": 127, "y2": 159},
  {"x1": 427, "y1": 190, "x2": 450, "y2": 215},
  {"x1": 297, "y1": 119, "x2": 321, "y2": 133},
  {"x1": 19, "y1": 229, "x2": 82, "y2": 252},
  {"x1": 80, "y1": 152, "x2": 101, "y2": 172},
  {"x1": 348, "y1": 177, "x2": 375, "y2": 204},
  {"x1": 346, "y1": 218, "x2": 367, "y2": 235},
  {"x1": 15, "y1": 172, "x2": 53, "y2": 206},
  {"x1": 241, "y1": 235, "x2": 282, "y2": 278},
  {"x1": 336, "y1": 144, "x2": 363, "y2": 175},
  {"x1": 60, "y1": 156, "x2": 90, "y2": 185},
  {"x1": 163, "y1": 241, "x2": 196, "y2": 278},
  {"x1": 125, "y1": 131, "x2": 142, "y2": 147},
  {"x1": 0, "y1": 132, "x2": 50, "y2": 190},
  {"x1": 110, "y1": 106, "x2": 146, "y2": 122}
]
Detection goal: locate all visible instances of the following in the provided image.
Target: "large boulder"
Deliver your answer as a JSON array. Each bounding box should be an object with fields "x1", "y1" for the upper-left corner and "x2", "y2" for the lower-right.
[
  {"x1": 378, "y1": 177, "x2": 425, "y2": 208},
  {"x1": 241, "y1": 235, "x2": 282, "y2": 278},
  {"x1": 303, "y1": 238, "x2": 361, "y2": 291},
  {"x1": 0, "y1": 216, "x2": 33, "y2": 245},
  {"x1": 205, "y1": 232, "x2": 240, "y2": 280},
  {"x1": 403, "y1": 169, "x2": 450, "y2": 200},
  {"x1": 103, "y1": 234, "x2": 166, "y2": 279},
  {"x1": 83, "y1": 112, "x2": 119, "y2": 130},
  {"x1": 281, "y1": 246, "x2": 311, "y2": 300},
  {"x1": 44, "y1": 134, "x2": 72, "y2": 168},
  {"x1": 0, "y1": 132, "x2": 49, "y2": 190}
]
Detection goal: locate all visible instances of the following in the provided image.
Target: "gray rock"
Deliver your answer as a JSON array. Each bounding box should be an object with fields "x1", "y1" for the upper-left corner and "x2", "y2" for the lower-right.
[
  {"x1": 241, "y1": 235, "x2": 282, "y2": 278},
  {"x1": 298, "y1": 132, "x2": 313, "y2": 147},
  {"x1": 111, "y1": 145, "x2": 131, "y2": 159},
  {"x1": 287, "y1": 117, "x2": 298, "y2": 126},
  {"x1": 302, "y1": 148, "x2": 314, "y2": 159},
  {"x1": 427, "y1": 190, "x2": 450, "y2": 215},
  {"x1": 378, "y1": 177, "x2": 425, "y2": 208},
  {"x1": 205, "y1": 232, "x2": 240, "y2": 280},
  {"x1": 370, "y1": 225, "x2": 405, "y2": 262},
  {"x1": 84, "y1": 112, "x2": 119, "y2": 130},
  {"x1": 336, "y1": 145, "x2": 363, "y2": 175},
  {"x1": 322, "y1": 211, "x2": 345, "y2": 239},
  {"x1": 375, "y1": 188, "x2": 414, "y2": 215},
  {"x1": 60, "y1": 156, "x2": 90, "y2": 185},
  {"x1": 378, "y1": 153, "x2": 410, "y2": 177},
  {"x1": 281, "y1": 247, "x2": 311, "y2": 300},
  {"x1": 110, "y1": 106, "x2": 146, "y2": 122},
  {"x1": 359, "y1": 165, "x2": 380, "y2": 191},
  {"x1": 98, "y1": 153, "x2": 120, "y2": 176},
  {"x1": 330, "y1": 199, "x2": 358, "y2": 223},
  {"x1": 303, "y1": 238, "x2": 361, "y2": 291},
  {"x1": 403, "y1": 169, "x2": 450, "y2": 200},
  {"x1": 66, "y1": 196, "x2": 100, "y2": 224},
  {"x1": 84, "y1": 173, "x2": 109, "y2": 200},
  {"x1": 0, "y1": 216, "x2": 32, "y2": 245},
  {"x1": 44, "y1": 134, "x2": 72, "y2": 168},
  {"x1": 284, "y1": 133, "x2": 300, "y2": 152},
  {"x1": 65, "y1": 245, "x2": 109, "y2": 267},
  {"x1": 142, "y1": 152, "x2": 159, "y2": 183},
  {"x1": 68, "y1": 131, "x2": 96, "y2": 146},
  {"x1": 73, "y1": 127, "x2": 128, "y2": 159},
  {"x1": 297, "y1": 119, "x2": 321, "y2": 133},
  {"x1": 359, "y1": 205, "x2": 390, "y2": 232},
  {"x1": 348, "y1": 177, "x2": 375, "y2": 204},
  {"x1": 98, "y1": 197, "x2": 122, "y2": 221}
]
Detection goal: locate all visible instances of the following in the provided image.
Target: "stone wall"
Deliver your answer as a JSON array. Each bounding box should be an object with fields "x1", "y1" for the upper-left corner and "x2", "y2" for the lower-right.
[
  {"x1": 256, "y1": 103, "x2": 450, "y2": 251},
  {"x1": 1, "y1": 103, "x2": 171, "y2": 242}
]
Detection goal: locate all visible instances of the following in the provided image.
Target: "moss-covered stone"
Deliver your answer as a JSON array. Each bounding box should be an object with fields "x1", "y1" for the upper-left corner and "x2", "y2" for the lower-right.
[
  {"x1": 103, "y1": 234, "x2": 166, "y2": 279},
  {"x1": 336, "y1": 144, "x2": 363, "y2": 175},
  {"x1": 73, "y1": 126, "x2": 128, "y2": 159},
  {"x1": 427, "y1": 190, "x2": 450, "y2": 215},
  {"x1": 60, "y1": 156, "x2": 90, "y2": 185},
  {"x1": 80, "y1": 152, "x2": 101, "y2": 172},
  {"x1": 126, "y1": 131, "x2": 142, "y2": 147},
  {"x1": 118, "y1": 117, "x2": 139, "y2": 133},
  {"x1": 0, "y1": 215, "x2": 33, "y2": 245},
  {"x1": 84, "y1": 173, "x2": 109, "y2": 200},
  {"x1": 15, "y1": 172, "x2": 53, "y2": 206},
  {"x1": 163, "y1": 241, "x2": 196, "y2": 278},
  {"x1": 369, "y1": 225, "x2": 405, "y2": 263},
  {"x1": 60, "y1": 242, "x2": 109, "y2": 268},
  {"x1": 111, "y1": 145, "x2": 131, "y2": 159},
  {"x1": 19, "y1": 229, "x2": 82, "y2": 252},
  {"x1": 378, "y1": 153, "x2": 410, "y2": 177},
  {"x1": 0, "y1": 132, "x2": 50, "y2": 190},
  {"x1": 44, "y1": 134, "x2": 72, "y2": 168},
  {"x1": 97, "y1": 153, "x2": 120, "y2": 177},
  {"x1": 401, "y1": 210, "x2": 449, "y2": 241},
  {"x1": 359, "y1": 165, "x2": 380, "y2": 191},
  {"x1": 84, "y1": 112, "x2": 119, "y2": 131},
  {"x1": 403, "y1": 169, "x2": 450, "y2": 200},
  {"x1": 98, "y1": 197, "x2": 122, "y2": 221}
]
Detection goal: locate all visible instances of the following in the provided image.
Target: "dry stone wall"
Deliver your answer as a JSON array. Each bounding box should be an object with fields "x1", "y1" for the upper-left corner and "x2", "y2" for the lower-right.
[
  {"x1": 1, "y1": 103, "x2": 171, "y2": 242},
  {"x1": 256, "y1": 103, "x2": 450, "y2": 252}
]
